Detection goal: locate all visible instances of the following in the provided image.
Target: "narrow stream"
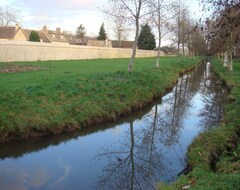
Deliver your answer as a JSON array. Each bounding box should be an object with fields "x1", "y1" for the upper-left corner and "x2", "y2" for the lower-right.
[{"x1": 0, "y1": 62, "x2": 228, "y2": 190}]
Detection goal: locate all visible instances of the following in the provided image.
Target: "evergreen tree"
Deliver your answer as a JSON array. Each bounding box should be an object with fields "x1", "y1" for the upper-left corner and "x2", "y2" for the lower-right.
[
  {"x1": 137, "y1": 24, "x2": 156, "y2": 50},
  {"x1": 29, "y1": 31, "x2": 40, "y2": 42},
  {"x1": 76, "y1": 24, "x2": 86, "y2": 39},
  {"x1": 97, "y1": 23, "x2": 107, "y2": 40}
]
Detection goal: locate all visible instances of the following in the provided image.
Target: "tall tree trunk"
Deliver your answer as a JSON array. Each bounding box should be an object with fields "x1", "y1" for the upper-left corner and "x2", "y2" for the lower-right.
[
  {"x1": 156, "y1": 37, "x2": 161, "y2": 68},
  {"x1": 177, "y1": 40, "x2": 180, "y2": 63},
  {"x1": 177, "y1": 14, "x2": 181, "y2": 63},
  {"x1": 156, "y1": 0, "x2": 161, "y2": 68},
  {"x1": 128, "y1": 18, "x2": 140, "y2": 73},
  {"x1": 156, "y1": 28, "x2": 161, "y2": 68},
  {"x1": 177, "y1": 0, "x2": 181, "y2": 63},
  {"x1": 182, "y1": 41, "x2": 185, "y2": 56},
  {"x1": 229, "y1": 31, "x2": 233, "y2": 71}
]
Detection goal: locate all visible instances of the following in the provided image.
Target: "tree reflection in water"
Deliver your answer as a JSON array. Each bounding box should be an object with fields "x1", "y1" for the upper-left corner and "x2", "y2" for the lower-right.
[
  {"x1": 94, "y1": 120, "x2": 163, "y2": 190},
  {"x1": 198, "y1": 62, "x2": 228, "y2": 129},
  {"x1": 93, "y1": 62, "x2": 228, "y2": 190}
]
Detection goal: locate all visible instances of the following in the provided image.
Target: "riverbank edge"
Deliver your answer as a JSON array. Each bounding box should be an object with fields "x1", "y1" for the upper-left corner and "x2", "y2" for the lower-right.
[
  {"x1": 159, "y1": 60, "x2": 240, "y2": 190},
  {"x1": 0, "y1": 61, "x2": 200, "y2": 144}
]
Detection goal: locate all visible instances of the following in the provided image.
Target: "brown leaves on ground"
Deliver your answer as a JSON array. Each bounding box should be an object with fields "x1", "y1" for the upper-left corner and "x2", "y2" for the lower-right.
[{"x1": 0, "y1": 64, "x2": 42, "y2": 73}]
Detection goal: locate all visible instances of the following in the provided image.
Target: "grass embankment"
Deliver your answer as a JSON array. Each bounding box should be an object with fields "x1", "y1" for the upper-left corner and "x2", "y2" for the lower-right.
[
  {"x1": 0, "y1": 57, "x2": 200, "y2": 142},
  {"x1": 159, "y1": 59, "x2": 240, "y2": 190}
]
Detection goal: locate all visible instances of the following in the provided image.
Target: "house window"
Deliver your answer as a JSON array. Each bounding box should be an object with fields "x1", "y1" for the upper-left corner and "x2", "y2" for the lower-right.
[{"x1": 52, "y1": 34, "x2": 55, "y2": 38}]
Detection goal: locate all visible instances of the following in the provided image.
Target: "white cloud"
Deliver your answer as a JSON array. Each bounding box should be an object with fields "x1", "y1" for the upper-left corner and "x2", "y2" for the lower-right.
[
  {"x1": 14, "y1": 0, "x2": 97, "y2": 11},
  {"x1": 5, "y1": 0, "x2": 106, "y2": 35}
]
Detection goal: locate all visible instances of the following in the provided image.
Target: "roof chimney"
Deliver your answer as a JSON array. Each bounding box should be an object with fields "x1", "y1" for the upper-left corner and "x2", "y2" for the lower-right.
[
  {"x1": 56, "y1": 27, "x2": 61, "y2": 34},
  {"x1": 15, "y1": 24, "x2": 20, "y2": 31},
  {"x1": 42, "y1": 25, "x2": 48, "y2": 32}
]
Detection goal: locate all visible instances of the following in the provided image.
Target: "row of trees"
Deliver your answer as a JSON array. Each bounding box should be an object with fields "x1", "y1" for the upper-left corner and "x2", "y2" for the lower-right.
[
  {"x1": 104, "y1": 0, "x2": 208, "y2": 72},
  {"x1": 201, "y1": 0, "x2": 240, "y2": 71},
  {"x1": 1, "y1": 2, "x2": 213, "y2": 73},
  {"x1": 75, "y1": 0, "x2": 240, "y2": 72}
]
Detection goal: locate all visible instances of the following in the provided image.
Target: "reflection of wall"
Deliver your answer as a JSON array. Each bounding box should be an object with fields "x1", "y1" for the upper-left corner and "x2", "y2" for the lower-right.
[{"x1": 0, "y1": 41, "x2": 161, "y2": 62}]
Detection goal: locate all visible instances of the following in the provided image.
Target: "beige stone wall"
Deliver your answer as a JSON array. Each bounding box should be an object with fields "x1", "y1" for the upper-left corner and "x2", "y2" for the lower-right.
[
  {"x1": 0, "y1": 41, "x2": 164, "y2": 62},
  {"x1": 87, "y1": 39, "x2": 112, "y2": 47}
]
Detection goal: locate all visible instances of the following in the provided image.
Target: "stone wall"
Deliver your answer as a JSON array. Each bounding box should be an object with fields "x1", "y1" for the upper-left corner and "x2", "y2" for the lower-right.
[
  {"x1": 0, "y1": 41, "x2": 163, "y2": 62},
  {"x1": 87, "y1": 39, "x2": 112, "y2": 47}
]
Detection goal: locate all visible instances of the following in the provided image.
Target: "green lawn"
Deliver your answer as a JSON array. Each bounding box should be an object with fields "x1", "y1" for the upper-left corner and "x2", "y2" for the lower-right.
[
  {"x1": 159, "y1": 59, "x2": 240, "y2": 190},
  {"x1": 0, "y1": 57, "x2": 200, "y2": 142}
]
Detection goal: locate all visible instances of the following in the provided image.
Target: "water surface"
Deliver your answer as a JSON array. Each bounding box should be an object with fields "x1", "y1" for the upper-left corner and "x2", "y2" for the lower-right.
[{"x1": 0, "y1": 62, "x2": 228, "y2": 190}]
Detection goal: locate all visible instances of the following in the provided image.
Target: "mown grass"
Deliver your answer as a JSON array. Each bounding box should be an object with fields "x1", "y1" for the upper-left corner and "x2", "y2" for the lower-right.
[
  {"x1": 0, "y1": 56, "x2": 200, "y2": 142},
  {"x1": 159, "y1": 59, "x2": 240, "y2": 190}
]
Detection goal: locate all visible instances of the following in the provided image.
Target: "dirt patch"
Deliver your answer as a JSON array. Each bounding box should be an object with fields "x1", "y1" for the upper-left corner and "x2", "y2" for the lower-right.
[{"x1": 0, "y1": 64, "x2": 42, "y2": 73}]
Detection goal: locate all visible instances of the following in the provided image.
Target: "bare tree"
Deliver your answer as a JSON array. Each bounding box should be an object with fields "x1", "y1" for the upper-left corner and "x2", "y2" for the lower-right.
[
  {"x1": 113, "y1": 17, "x2": 129, "y2": 46},
  {"x1": 177, "y1": 4, "x2": 189, "y2": 57},
  {"x1": 150, "y1": 0, "x2": 174, "y2": 68},
  {"x1": 168, "y1": 0, "x2": 193, "y2": 62},
  {"x1": 168, "y1": 0, "x2": 186, "y2": 62},
  {"x1": 190, "y1": 23, "x2": 208, "y2": 57},
  {"x1": 176, "y1": 0, "x2": 182, "y2": 61},
  {"x1": 0, "y1": 6, "x2": 20, "y2": 26},
  {"x1": 108, "y1": 5, "x2": 130, "y2": 45},
  {"x1": 107, "y1": 0, "x2": 154, "y2": 72}
]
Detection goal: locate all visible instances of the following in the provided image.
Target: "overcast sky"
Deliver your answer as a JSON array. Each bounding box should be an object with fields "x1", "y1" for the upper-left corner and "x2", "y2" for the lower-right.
[{"x1": 2, "y1": 0, "x2": 202, "y2": 42}]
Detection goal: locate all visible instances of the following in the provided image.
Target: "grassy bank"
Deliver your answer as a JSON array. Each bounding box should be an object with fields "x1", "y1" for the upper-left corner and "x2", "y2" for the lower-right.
[
  {"x1": 0, "y1": 57, "x2": 200, "y2": 142},
  {"x1": 159, "y1": 59, "x2": 240, "y2": 190}
]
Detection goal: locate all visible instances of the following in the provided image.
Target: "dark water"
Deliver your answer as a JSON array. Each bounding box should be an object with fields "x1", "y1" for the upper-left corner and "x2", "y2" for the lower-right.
[{"x1": 0, "y1": 62, "x2": 228, "y2": 190}]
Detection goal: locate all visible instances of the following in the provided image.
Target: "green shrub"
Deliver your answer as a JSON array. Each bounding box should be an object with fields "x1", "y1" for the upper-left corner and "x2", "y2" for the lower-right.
[{"x1": 29, "y1": 31, "x2": 40, "y2": 42}]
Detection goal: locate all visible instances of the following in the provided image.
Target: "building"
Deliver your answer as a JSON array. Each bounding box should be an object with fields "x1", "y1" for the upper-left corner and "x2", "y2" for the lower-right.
[
  {"x1": 41, "y1": 25, "x2": 69, "y2": 44},
  {"x1": 0, "y1": 25, "x2": 69, "y2": 44},
  {"x1": 0, "y1": 25, "x2": 27, "y2": 41},
  {"x1": 21, "y1": 29, "x2": 51, "y2": 43}
]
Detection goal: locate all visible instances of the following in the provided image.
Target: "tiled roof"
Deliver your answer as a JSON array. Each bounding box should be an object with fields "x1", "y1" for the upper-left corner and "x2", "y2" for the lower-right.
[
  {"x1": 43, "y1": 30, "x2": 69, "y2": 43},
  {"x1": 0, "y1": 27, "x2": 17, "y2": 39},
  {"x1": 39, "y1": 31, "x2": 51, "y2": 43},
  {"x1": 21, "y1": 29, "x2": 31, "y2": 39},
  {"x1": 22, "y1": 29, "x2": 51, "y2": 43}
]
